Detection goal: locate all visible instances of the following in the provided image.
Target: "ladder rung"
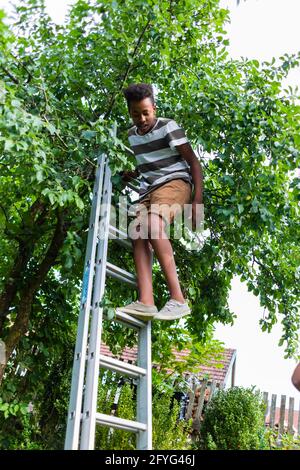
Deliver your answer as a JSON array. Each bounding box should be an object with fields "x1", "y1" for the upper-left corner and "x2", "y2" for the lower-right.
[
  {"x1": 111, "y1": 176, "x2": 139, "y2": 195},
  {"x1": 104, "y1": 310, "x2": 147, "y2": 330},
  {"x1": 115, "y1": 200, "x2": 139, "y2": 219},
  {"x1": 96, "y1": 413, "x2": 147, "y2": 432},
  {"x1": 106, "y1": 261, "x2": 137, "y2": 287},
  {"x1": 126, "y1": 181, "x2": 139, "y2": 193},
  {"x1": 99, "y1": 354, "x2": 146, "y2": 379},
  {"x1": 108, "y1": 225, "x2": 132, "y2": 250}
]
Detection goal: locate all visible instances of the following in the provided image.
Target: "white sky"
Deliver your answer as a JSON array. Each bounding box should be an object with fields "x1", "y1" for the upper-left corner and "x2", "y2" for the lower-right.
[
  {"x1": 220, "y1": 0, "x2": 300, "y2": 90},
  {"x1": 0, "y1": 0, "x2": 299, "y2": 404}
]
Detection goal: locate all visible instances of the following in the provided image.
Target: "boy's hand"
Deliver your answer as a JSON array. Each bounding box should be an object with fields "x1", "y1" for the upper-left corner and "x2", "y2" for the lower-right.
[
  {"x1": 189, "y1": 198, "x2": 204, "y2": 231},
  {"x1": 120, "y1": 169, "x2": 139, "y2": 182}
]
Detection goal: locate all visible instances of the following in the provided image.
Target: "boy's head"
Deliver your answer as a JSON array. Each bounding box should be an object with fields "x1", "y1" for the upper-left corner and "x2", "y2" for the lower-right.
[{"x1": 123, "y1": 83, "x2": 156, "y2": 134}]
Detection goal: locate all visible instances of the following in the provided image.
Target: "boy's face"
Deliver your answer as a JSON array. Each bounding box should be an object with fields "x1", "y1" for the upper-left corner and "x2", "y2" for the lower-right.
[{"x1": 129, "y1": 98, "x2": 156, "y2": 134}]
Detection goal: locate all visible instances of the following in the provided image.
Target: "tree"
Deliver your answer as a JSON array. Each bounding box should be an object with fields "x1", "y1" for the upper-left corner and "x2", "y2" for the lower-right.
[{"x1": 0, "y1": 0, "x2": 299, "y2": 446}]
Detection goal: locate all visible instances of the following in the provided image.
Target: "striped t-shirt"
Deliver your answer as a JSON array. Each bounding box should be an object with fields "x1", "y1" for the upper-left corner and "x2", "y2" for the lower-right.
[{"x1": 127, "y1": 117, "x2": 193, "y2": 201}]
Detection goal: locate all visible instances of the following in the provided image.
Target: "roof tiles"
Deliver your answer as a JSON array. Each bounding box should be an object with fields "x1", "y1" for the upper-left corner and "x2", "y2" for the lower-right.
[{"x1": 100, "y1": 342, "x2": 236, "y2": 385}]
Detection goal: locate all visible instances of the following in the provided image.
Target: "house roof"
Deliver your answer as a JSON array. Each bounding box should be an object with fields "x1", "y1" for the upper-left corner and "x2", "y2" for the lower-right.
[
  {"x1": 100, "y1": 342, "x2": 236, "y2": 386},
  {"x1": 171, "y1": 347, "x2": 236, "y2": 385}
]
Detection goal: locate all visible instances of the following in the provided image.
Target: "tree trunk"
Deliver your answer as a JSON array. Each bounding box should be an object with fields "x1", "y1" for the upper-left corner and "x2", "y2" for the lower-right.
[
  {"x1": 0, "y1": 200, "x2": 48, "y2": 333},
  {"x1": 0, "y1": 209, "x2": 69, "y2": 384}
]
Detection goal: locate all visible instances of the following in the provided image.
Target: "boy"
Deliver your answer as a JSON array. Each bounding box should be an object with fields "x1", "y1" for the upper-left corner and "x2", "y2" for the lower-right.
[{"x1": 117, "y1": 83, "x2": 203, "y2": 321}]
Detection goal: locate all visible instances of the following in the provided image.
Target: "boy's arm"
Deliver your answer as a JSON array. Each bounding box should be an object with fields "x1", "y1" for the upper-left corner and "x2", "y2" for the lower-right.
[
  {"x1": 176, "y1": 142, "x2": 203, "y2": 203},
  {"x1": 292, "y1": 363, "x2": 300, "y2": 392}
]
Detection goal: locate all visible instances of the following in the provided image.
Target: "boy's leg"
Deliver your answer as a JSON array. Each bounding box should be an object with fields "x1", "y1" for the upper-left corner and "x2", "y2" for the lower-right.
[
  {"x1": 147, "y1": 212, "x2": 185, "y2": 304},
  {"x1": 116, "y1": 200, "x2": 158, "y2": 318},
  {"x1": 131, "y1": 199, "x2": 155, "y2": 306},
  {"x1": 132, "y1": 238, "x2": 155, "y2": 306},
  {"x1": 115, "y1": 233, "x2": 157, "y2": 317}
]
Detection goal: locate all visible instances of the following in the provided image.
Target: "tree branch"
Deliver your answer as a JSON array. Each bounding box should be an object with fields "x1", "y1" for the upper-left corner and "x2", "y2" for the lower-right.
[
  {"x1": 29, "y1": 209, "x2": 69, "y2": 292},
  {"x1": 8, "y1": 51, "x2": 34, "y2": 83},
  {"x1": 103, "y1": 17, "x2": 152, "y2": 119},
  {"x1": 0, "y1": 66, "x2": 19, "y2": 84},
  {"x1": 252, "y1": 252, "x2": 282, "y2": 288},
  {"x1": 0, "y1": 203, "x2": 9, "y2": 225},
  {"x1": 0, "y1": 239, "x2": 33, "y2": 332}
]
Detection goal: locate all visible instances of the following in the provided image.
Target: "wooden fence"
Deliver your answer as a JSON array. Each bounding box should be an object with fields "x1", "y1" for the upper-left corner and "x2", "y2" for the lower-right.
[
  {"x1": 262, "y1": 391, "x2": 300, "y2": 436},
  {"x1": 183, "y1": 379, "x2": 300, "y2": 437},
  {"x1": 184, "y1": 378, "x2": 220, "y2": 434},
  {"x1": 103, "y1": 372, "x2": 300, "y2": 438}
]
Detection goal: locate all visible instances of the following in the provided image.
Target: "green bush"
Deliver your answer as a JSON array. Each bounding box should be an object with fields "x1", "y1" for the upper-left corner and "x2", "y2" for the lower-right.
[
  {"x1": 263, "y1": 428, "x2": 300, "y2": 450},
  {"x1": 152, "y1": 391, "x2": 191, "y2": 450},
  {"x1": 0, "y1": 405, "x2": 42, "y2": 450},
  {"x1": 95, "y1": 371, "x2": 192, "y2": 450},
  {"x1": 197, "y1": 386, "x2": 266, "y2": 450},
  {"x1": 95, "y1": 373, "x2": 136, "y2": 450}
]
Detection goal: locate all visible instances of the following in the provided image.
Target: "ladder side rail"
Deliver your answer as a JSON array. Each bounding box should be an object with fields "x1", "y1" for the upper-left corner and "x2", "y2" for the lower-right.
[
  {"x1": 136, "y1": 320, "x2": 152, "y2": 450},
  {"x1": 80, "y1": 161, "x2": 113, "y2": 449},
  {"x1": 64, "y1": 154, "x2": 106, "y2": 450}
]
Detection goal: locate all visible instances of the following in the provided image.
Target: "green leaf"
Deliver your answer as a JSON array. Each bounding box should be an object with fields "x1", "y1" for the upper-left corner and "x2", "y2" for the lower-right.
[
  {"x1": 4, "y1": 139, "x2": 14, "y2": 151},
  {"x1": 237, "y1": 204, "x2": 244, "y2": 214},
  {"x1": 74, "y1": 195, "x2": 84, "y2": 211},
  {"x1": 107, "y1": 308, "x2": 115, "y2": 320},
  {"x1": 81, "y1": 130, "x2": 97, "y2": 140}
]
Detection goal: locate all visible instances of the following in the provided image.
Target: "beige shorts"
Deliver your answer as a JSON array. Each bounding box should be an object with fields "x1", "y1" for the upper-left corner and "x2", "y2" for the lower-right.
[{"x1": 132, "y1": 178, "x2": 192, "y2": 226}]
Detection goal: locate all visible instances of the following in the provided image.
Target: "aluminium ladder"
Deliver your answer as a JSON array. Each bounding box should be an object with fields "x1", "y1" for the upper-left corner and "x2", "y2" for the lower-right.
[{"x1": 64, "y1": 149, "x2": 152, "y2": 450}]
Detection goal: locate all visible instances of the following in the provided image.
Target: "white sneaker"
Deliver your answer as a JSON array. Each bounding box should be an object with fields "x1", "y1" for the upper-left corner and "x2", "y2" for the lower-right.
[
  {"x1": 154, "y1": 299, "x2": 191, "y2": 320},
  {"x1": 116, "y1": 300, "x2": 158, "y2": 320}
]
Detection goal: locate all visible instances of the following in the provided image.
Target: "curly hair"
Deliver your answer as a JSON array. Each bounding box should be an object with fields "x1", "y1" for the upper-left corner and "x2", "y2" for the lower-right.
[{"x1": 123, "y1": 83, "x2": 155, "y2": 111}]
